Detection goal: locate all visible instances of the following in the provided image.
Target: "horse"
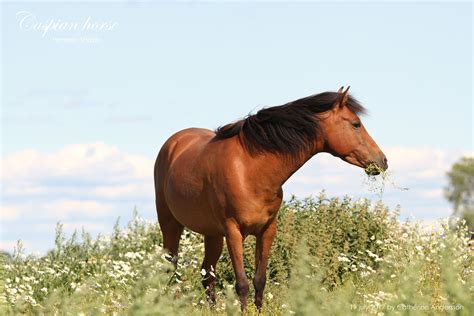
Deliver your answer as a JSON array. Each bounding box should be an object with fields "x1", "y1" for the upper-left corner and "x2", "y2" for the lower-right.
[{"x1": 154, "y1": 87, "x2": 387, "y2": 310}]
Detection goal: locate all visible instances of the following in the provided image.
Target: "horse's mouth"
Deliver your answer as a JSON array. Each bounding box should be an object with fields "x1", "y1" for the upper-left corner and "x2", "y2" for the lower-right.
[{"x1": 364, "y1": 162, "x2": 384, "y2": 176}]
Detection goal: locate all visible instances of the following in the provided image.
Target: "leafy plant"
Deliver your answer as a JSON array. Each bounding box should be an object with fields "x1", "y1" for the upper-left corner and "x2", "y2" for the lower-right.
[{"x1": 1, "y1": 196, "x2": 472, "y2": 315}]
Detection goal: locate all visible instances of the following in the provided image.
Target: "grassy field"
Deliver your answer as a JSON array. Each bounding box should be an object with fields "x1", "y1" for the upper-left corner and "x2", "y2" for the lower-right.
[{"x1": 1, "y1": 194, "x2": 473, "y2": 315}]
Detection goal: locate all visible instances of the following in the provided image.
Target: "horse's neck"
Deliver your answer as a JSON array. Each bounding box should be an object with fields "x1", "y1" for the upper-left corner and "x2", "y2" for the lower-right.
[{"x1": 256, "y1": 144, "x2": 324, "y2": 189}]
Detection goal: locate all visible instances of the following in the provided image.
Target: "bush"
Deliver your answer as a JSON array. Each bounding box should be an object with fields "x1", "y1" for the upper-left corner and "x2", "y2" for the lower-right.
[{"x1": 1, "y1": 195, "x2": 473, "y2": 315}]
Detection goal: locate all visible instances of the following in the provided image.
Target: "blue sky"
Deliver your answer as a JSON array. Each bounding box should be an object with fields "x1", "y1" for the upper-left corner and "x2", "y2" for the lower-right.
[{"x1": 1, "y1": 1, "x2": 472, "y2": 254}]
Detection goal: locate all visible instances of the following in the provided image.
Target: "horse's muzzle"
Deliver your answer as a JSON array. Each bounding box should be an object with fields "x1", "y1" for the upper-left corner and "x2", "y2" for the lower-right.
[{"x1": 364, "y1": 155, "x2": 388, "y2": 176}]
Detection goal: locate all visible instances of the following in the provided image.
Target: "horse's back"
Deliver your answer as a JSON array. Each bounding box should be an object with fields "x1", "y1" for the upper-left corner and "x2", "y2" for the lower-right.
[{"x1": 156, "y1": 128, "x2": 214, "y2": 166}]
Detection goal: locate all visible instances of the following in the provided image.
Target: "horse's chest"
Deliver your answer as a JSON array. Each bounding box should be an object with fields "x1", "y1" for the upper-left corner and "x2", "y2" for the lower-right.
[{"x1": 233, "y1": 199, "x2": 282, "y2": 235}]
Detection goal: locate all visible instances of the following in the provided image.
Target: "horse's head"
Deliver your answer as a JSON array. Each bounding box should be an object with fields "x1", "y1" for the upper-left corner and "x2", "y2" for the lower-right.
[{"x1": 319, "y1": 87, "x2": 388, "y2": 175}]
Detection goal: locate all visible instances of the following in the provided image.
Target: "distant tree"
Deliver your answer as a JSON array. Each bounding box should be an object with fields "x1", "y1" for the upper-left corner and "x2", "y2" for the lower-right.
[
  {"x1": 0, "y1": 250, "x2": 12, "y2": 262},
  {"x1": 444, "y1": 157, "x2": 474, "y2": 234}
]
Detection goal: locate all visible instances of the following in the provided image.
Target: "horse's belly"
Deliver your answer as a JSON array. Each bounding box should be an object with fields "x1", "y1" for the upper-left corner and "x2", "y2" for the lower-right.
[
  {"x1": 168, "y1": 200, "x2": 224, "y2": 236},
  {"x1": 173, "y1": 206, "x2": 224, "y2": 236}
]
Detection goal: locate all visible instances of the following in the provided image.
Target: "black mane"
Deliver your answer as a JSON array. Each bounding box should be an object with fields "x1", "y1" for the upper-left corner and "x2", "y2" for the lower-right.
[{"x1": 214, "y1": 91, "x2": 366, "y2": 155}]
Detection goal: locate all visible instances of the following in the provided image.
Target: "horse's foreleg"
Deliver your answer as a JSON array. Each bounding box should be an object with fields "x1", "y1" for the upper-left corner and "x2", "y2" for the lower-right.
[
  {"x1": 202, "y1": 235, "x2": 224, "y2": 305},
  {"x1": 225, "y1": 222, "x2": 249, "y2": 310},
  {"x1": 253, "y1": 218, "x2": 277, "y2": 311}
]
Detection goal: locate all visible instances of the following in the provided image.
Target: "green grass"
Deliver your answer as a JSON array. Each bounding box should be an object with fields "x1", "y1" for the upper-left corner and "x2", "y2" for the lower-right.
[{"x1": 1, "y1": 194, "x2": 473, "y2": 315}]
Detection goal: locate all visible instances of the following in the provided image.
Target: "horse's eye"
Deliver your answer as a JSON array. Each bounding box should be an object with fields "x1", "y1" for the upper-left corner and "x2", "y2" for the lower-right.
[{"x1": 352, "y1": 121, "x2": 361, "y2": 129}]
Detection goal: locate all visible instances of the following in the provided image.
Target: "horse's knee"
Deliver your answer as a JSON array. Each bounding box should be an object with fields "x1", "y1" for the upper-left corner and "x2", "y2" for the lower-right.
[
  {"x1": 253, "y1": 274, "x2": 266, "y2": 293},
  {"x1": 235, "y1": 278, "x2": 249, "y2": 297}
]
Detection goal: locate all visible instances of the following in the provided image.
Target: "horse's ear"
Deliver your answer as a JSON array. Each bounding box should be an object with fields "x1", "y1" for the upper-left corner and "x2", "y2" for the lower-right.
[
  {"x1": 337, "y1": 86, "x2": 344, "y2": 93},
  {"x1": 339, "y1": 86, "x2": 350, "y2": 108}
]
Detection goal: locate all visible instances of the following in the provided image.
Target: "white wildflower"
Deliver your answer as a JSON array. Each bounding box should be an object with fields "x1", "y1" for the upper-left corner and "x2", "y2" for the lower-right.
[{"x1": 360, "y1": 271, "x2": 371, "y2": 278}]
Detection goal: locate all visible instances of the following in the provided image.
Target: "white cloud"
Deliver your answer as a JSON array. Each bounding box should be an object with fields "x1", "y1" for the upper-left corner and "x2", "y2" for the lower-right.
[
  {"x1": 44, "y1": 200, "x2": 114, "y2": 217},
  {"x1": 1, "y1": 143, "x2": 155, "y2": 204},
  {"x1": 1, "y1": 142, "x2": 153, "y2": 182},
  {"x1": 291, "y1": 174, "x2": 345, "y2": 185},
  {"x1": 1, "y1": 205, "x2": 23, "y2": 221},
  {"x1": 3, "y1": 185, "x2": 48, "y2": 196},
  {"x1": 1, "y1": 143, "x2": 156, "y2": 253},
  {"x1": 91, "y1": 183, "x2": 151, "y2": 198},
  {"x1": 419, "y1": 189, "x2": 444, "y2": 199},
  {"x1": 30, "y1": 222, "x2": 110, "y2": 234},
  {"x1": 1, "y1": 200, "x2": 119, "y2": 223}
]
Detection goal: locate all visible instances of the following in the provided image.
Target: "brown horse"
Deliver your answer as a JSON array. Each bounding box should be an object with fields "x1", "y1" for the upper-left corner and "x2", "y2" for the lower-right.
[{"x1": 154, "y1": 87, "x2": 387, "y2": 310}]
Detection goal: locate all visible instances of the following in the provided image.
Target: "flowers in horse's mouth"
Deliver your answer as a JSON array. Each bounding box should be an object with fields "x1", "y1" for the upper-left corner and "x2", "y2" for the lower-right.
[{"x1": 364, "y1": 162, "x2": 384, "y2": 175}]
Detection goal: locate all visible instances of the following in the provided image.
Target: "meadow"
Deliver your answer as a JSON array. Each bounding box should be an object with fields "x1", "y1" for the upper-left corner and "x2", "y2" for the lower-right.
[{"x1": 1, "y1": 193, "x2": 473, "y2": 315}]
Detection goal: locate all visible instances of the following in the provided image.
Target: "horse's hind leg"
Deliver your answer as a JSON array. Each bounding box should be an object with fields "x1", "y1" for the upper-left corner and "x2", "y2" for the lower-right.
[
  {"x1": 201, "y1": 235, "x2": 224, "y2": 304},
  {"x1": 157, "y1": 200, "x2": 184, "y2": 265}
]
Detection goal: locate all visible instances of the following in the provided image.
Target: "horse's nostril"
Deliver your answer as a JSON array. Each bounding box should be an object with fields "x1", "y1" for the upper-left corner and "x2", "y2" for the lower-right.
[{"x1": 382, "y1": 156, "x2": 388, "y2": 168}]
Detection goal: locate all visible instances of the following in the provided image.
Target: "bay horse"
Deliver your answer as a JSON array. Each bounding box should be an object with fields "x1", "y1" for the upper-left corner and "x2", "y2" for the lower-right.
[{"x1": 154, "y1": 87, "x2": 387, "y2": 310}]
